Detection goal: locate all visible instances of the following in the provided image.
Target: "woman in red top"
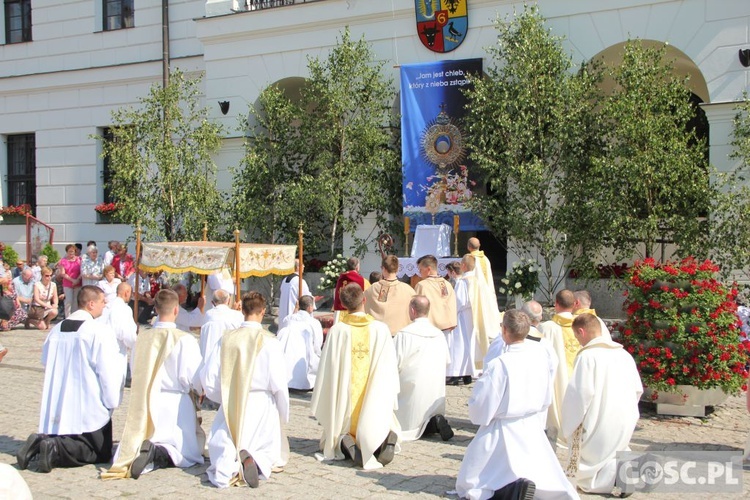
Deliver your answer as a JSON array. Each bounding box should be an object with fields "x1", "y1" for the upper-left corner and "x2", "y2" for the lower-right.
[{"x1": 57, "y1": 244, "x2": 82, "y2": 318}]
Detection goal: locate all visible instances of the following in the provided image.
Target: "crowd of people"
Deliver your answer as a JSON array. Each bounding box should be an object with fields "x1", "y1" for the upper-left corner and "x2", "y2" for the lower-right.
[{"x1": 6, "y1": 238, "x2": 647, "y2": 500}]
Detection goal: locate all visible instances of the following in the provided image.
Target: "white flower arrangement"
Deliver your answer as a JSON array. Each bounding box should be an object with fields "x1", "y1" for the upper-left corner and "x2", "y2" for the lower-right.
[
  {"x1": 498, "y1": 258, "x2": 539, "y2": 300},
  {"x1": 319, "y1": 254, "x2": 347, "y2": 291}
]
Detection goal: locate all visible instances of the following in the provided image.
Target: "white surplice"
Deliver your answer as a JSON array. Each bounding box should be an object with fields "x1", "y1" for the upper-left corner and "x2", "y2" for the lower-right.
[
  {"x1": 201, "y1": 321, "x2": 290, "y2": 487},
  {"x1": 456, "y1": 340, "x2": 579, "y2": 500},
  {"x1": 562, "y1": 337, "x2": 643, "y2": 494},
  {"x1": 130, "y1": 322, "x2": 204, "y2": 468},
  {"x1": 39, "y1": 310, "x2": 125, "y2": 435},
  {"x1": 0, "y1": 464, "x2": 32, "y2": 500},
  {"x1": 278, "y1": 274, "x2": 313, "y2": 323},
  {"x1": 394, "y1": 317, "x2": 450, "y2": 441},
  {"x1": 175, "y1": 305, "x2": 206, "y2": 332},
  {"x1": 276, "y1": 310, "x2": 323, "y2": 390},
  {"x1": 103, "y1": 296, "x2": 137, "y2": 377},
  {"x1": 449, "y1": 275, "x2": 477, "y2": 377},
  {"x1": 482, "y1": 326, "x2": 557, "y2": 371},
  {"x1": 310, "y1": 313, "x2": 401, "y2": 470},
  {"x1": 199, "y1": 305, "x2": 244, "y2": 359}
]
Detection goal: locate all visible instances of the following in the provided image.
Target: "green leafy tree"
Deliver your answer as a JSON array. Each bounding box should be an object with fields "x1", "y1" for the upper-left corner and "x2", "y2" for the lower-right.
[
  {"x1": 572, "y1": 41, "x2": 713, "y2": 271},
  {"x1": 710, "y1": 94, "x2": 750, "y2": 279},
  {"x1": 232, "y1": 28, "x2": 401, "y2": 256},
  {"x1": 96, "y1": 69, "x2": 226, "y2": 241},
  {"x1": 463, "y1": 5, "x2": 603, "y2": 302}
]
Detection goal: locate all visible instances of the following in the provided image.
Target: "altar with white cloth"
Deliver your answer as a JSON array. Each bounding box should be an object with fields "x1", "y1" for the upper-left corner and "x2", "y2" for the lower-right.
[
  {"x1": 411, "y1": 224, "x2": 453, "y2": 258},
  {"x1": 397, "y1": 257, "x2": 460, "y2": 279}
]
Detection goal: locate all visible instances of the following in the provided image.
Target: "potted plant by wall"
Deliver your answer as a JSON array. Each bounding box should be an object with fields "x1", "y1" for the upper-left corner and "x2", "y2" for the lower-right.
[
  {"x1": 94, "y1": 202, "x2": 121, "y2": 223},
  {"x1": 619, "y1": 256, "x2": 750, "y2": 416},
  {"x1": 499, "y1": 259, "x2": 539, "y2": 309},
  {"x1": 0, "y1": 204, "x2": 31, "y2": 224}
]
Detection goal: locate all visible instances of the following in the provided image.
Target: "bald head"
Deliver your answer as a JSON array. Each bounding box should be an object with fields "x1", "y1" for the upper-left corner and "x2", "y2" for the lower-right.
[
  {"x1": 467, "y1": 237, "x2": 480, "y2": 251},
  {"x1": 521, "y1": 300, "x2": 543, "y2": 325},
  {"x1": 574, "y1": 290, "x2": 592, "y2": 310},
  {"x1": 298, "y1": 295, "x2": 315, "y2": 312},
  {"x1": 116, "y1": 282, "x2": 132, "y2": 301},
  {"x1": 555, "y1": 289, "x2": 575, "y2": 312},
  {"x1": 212, "y1": 289, "x2": 230, "y2": 306},
  {"x1": 409, "y1": 295, "x2": 430, "y2": 320},
  {"x1": 21, "y1": 268, "x2": 33, "y2": 282}
]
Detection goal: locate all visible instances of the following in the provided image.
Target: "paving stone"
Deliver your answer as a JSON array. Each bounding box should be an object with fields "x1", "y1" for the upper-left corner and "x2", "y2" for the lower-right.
[{"x1": 1, "y1": 325, "x2": 749, "y2": 498}]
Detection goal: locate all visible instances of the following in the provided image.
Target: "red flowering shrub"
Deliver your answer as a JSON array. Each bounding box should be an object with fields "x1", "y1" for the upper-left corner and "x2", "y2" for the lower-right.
[{"x1": 619, "y1": 257, "x2": 749, "y2": 396}]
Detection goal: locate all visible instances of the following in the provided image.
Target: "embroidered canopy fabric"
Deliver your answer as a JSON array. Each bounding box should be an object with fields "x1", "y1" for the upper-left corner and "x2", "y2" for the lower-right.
[{"x1": 140, "y1": 241, "x2": 296, "y2": 278}]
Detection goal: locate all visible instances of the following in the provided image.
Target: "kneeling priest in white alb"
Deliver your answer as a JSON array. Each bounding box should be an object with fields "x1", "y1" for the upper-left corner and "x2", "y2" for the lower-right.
[
  {"x1": 563, "y1": 313, "x2": 642, "y2": 497},
  {"x1": 199, "y1": 289, "x2": 244, "y2": 360},
  {"x1": 201, "y1": 291, "x2": 290, "y2": 488},
  {"x1": 277, "y1": 294, "x2": 323, "y2": 391},
  {"x1": 456, "y1": 310, "x2": 579, "y2": 500},
  {"x1": 394, "y1": 295, "x2": 453, "y2": 441},
  {"x1": 102, "y1": 289, "x2": 204, "y2": 480}
]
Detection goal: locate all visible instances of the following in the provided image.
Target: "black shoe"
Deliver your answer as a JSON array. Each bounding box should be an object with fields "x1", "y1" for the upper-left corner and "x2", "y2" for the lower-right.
[
  {"x1": 37, "y1": 438, "x2": 58, "y2": 473},
  {"x1": 491, "y1": 478, "x2": 536, "y2": 500},
  {"x1": 462, "y1": 375, "x2": 473, "y2": 385},
  {"x1": 130, "y1": 440, "x2": 156, "y2": 479},
  {"x1": 239, "y1": 449, "x2": 259, "y2": 488},
  {"x1": 17, "y1": 433, "x2": 46, "y2": 470},
  {"x1": 433, "y1": 414, "x2": 454, "y2": 441},
  {"x1": 340, "y1": 434, "x2": 363, "y2": 467},
  {"x1": 446, "y1": 376, "x2": 460, "y2": 386},
  {"x1": 376, "y1": 431, "x2": 398, "y2": 466}
]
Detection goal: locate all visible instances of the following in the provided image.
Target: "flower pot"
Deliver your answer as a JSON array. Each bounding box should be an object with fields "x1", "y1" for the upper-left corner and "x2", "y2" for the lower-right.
[
  {"x1": 96, "y1": 212, "x2": 118, "y2": 224},
  {"x1": 0, "y1": 214, "x2": 26, "y2": 225},
  {"x1": 642, "y1": 385, "x2": 728, "y2": 417}
]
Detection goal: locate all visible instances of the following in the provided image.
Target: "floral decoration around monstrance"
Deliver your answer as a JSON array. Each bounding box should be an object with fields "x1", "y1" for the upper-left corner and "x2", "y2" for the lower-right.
[{"x1": 419, "y1": 104, "x2": 475, "y2": 220}]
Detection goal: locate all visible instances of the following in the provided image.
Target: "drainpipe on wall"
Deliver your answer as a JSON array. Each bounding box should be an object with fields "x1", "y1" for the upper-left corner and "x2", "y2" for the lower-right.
[{"x1": 162, "y1": 0, "x2": 170, "y2": 88}]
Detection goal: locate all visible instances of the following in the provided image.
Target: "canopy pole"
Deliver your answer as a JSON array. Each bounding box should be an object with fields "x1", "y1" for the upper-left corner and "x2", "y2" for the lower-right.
[
  {"x1": 200, "y1": 221, "x2": 208, "y2": 313},
  {"x1": 234, "y1": 228, "x2": 241, "y2": 301},
  {"x1": 298, "y1": 224, "x2": 304, "y2": 301},
  {"x1": 134, "y1": 221, "x2": 142, "y2": 330}
]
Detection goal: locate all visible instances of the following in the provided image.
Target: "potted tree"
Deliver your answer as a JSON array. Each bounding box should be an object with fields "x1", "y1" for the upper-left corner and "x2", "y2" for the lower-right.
[{"x1": 619, "y1": 257, "x2": 749, "y2": 416}]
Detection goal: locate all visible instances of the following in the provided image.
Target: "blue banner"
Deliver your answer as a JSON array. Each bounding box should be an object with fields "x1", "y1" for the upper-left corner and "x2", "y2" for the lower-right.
[{"x1": 400, "y1": 58, "x2": 484, "y2": 231}]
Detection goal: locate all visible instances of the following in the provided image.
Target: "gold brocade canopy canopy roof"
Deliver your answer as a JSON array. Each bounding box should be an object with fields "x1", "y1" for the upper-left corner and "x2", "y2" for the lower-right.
[{"x1": 139, "y1": 241, "x2": 296, "y2": 278}]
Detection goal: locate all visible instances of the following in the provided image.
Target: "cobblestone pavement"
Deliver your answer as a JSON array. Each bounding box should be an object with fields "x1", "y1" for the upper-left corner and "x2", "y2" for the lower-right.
[{"x1": 1, "y1": 326, "x2": 749, "y2": 499}]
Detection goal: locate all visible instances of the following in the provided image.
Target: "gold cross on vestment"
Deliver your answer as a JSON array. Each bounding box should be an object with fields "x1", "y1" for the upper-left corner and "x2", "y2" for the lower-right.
[{"x1": 351, "y1": 342, "x2": 369, "y2": 360}]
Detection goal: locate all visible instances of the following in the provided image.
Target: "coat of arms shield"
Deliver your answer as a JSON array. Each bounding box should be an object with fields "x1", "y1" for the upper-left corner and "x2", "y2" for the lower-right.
[{"x1": 415, "y1": 0, "x2": 468, "y2": 53}]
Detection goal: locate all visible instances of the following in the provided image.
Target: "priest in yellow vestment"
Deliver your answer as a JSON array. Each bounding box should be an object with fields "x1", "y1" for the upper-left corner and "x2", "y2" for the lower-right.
[
  {"x1": 311, "y1": 283, "x2": 400, "y2": 470},
  {"x1": 538, "y1": 289, "x2": 579, "y2": 448},
  {"x1": 102, "y1": 289, "x2": 203, "y2": 480},
  {"x1": 200, "y1": 291, "x2": 289, "y2": 488}
]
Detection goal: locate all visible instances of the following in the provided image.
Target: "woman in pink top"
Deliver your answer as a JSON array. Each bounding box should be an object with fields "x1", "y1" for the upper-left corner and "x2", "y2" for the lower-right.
[{"x1": 57, "y1": 244, "x2": 82, "y2": 318}]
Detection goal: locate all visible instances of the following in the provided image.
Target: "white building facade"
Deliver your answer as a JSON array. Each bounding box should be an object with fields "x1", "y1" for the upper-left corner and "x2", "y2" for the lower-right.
[{"x1": 0, "y1": 0, "x2": 748, "y2": 278}]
